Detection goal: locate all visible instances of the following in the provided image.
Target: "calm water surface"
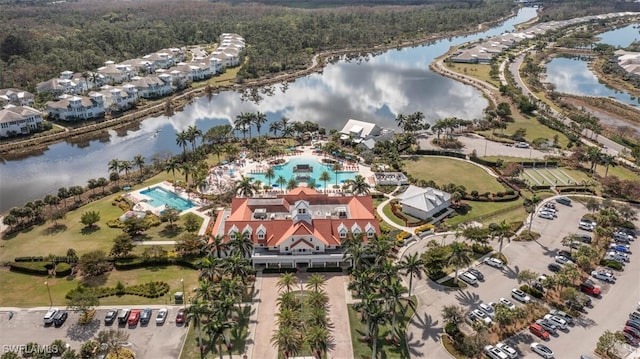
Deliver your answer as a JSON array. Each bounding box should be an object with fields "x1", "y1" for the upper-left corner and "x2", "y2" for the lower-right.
[
  {"x1": 0, "y1": 7, "x2": 538, "y2": 212},
  {"x1": 597, "y1": 23, "x2": 640, "y2": 48}
]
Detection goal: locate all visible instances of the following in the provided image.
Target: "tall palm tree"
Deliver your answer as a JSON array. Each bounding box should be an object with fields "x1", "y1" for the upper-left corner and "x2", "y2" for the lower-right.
[
  {"x1": 385, "y1": 280, "x2": 409, "y2": 340},
  {"x1": 228, "y1": 231, "x2": 254, "y2": 259},
  {"x1": 319, "y1": 171, "x2": 331, "y2": 191},
  {"x1": 491, "y1": 220, "x2": 515, "y2": 254},
  {"x1": 277, "y1": 273, "x2": 299, "y2": 294},
  {"x1": 119, "y1": 160, "x2": 133, "y2": 179},
  {"x1": 276, "y1": 175, "x2": 287, "y2": 190},
  {"x1": 197, "y1": 254, "x2": 223, "y2": 283},
  {"x1": 165, "y1": 158, "x2": 180, "y2": 182},
  {"x1": 186, "y1": 300, "x2": 210, "y2": 357},
  {"x1": 448, "y1": 241, "x2": 473, "y2": 284},
  {"x1": 586, "y1": 146, "x2": 602, "y2": 174},
  {"x1": 600, "y1": 153, "x2": 616, "y2": 177},
  {"x1": 108, "y1": 158, "x2": 120, "y2": 174},
  {"x1": 399, "y1": 253, "x2": 425, "y2": 298},
  {"x1": 305, "y1": 325, "x2": 332, "y2": 359},
  {"x1": 234, "y1": 176, "x2": 255, "y2": 197},
  {"x1": 208, "y1": 234, "x2": 227, "y2": 258},
  {"x1": 271, "y1": 324, "x2": 302, "y2": 359},
  {"x1": 306, "y1": 274, "x2": 326, "y2": 293},
  {"x1": 264, "y1": 167, "x2": 275, "y2": 186},
  {"x1": 176, "y1": 131, "x2": 190, "y2": 158},
  {"x1": 187, "y1": 125, "x2": 203, "y2": 153},
  {"x1": 286, "y1": 178, "x2": 298, "y2": 191},
  {"x1": 181, "y1": 161, "x2": 194, "y2": 186},
  {"x1": 254, "y1": 111, "x2": 267, "y2": 137},
  {"x1": 331, "y1": 163, "x2": 341, "y2": 187},
  {"x1": 269, "y1": 121, "x2": 282, "y2": 138},
  {"x1": 348, "y1": 174, "x2": 371, "y2": 196},
  {"x1": 133, "y1": 155, "x2": 145, "y2": 176},
  {"x1": 205, "y1": 314, "x2": 233, "y2": 359},
  {"x1": 222, "y1": 254, "x2": 253, "y2": 284}
]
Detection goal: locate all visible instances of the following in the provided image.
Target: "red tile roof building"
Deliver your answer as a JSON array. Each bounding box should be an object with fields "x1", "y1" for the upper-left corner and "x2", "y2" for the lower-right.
[{"x1": 209, "y1": 187, "x2": 380, "y2": 268}]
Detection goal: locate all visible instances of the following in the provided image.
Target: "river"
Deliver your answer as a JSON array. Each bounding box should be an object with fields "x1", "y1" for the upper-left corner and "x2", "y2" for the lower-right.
[{"x1": 0, "y1": 7, "x2": 538, "y2": 212}]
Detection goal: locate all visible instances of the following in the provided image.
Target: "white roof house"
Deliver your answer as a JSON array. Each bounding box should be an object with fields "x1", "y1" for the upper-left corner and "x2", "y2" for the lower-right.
[
  {"x1": 397, "y1": 185, "x2": 451, "y2": 220},
  {"x1": 340, "y1": 119, "x2": 382, "y2": 140}
]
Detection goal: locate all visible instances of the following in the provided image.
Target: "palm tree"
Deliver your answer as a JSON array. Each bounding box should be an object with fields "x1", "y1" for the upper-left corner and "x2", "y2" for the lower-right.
[
  {"x1": 448, "y1": 242, "x2": 473, "y2": 284},
  {"x1": 254, "y1": 111, "x2": 267, "y2": 137},
  {"x1": 165, "y1": 158, "x2": 180, "y2": 183},
  {"x1": 586, "y1": 146, "x2": 602, "y2": 174},
  {"x1": 95, "y1": 329, "x2": 130, "y2": 358},
  {"x1": 286, "y1": 178, "x2": 298, "y2": 191},
  {"x1": 119, "y1": 160, "x2": 133, "y2": 179},
  {"x1": 234, "y1": 176, "x2": 255, "y2": 197},
  {"x1": 306, "y1": 274, "x2": 326, "y2": 293},
  {"x1": 108, "y1": 158, "x2": 120, "y2": 174},
  {"x1": 222, "y1": 254, "x2": 253, "y2": 285},
  {"x1": 205, "y1": 314, "x2": 233, "y2": 359},
  {"x1": 561, "y1": 234, "x2": 579, "y2": 256},
  {"x1": 271, "y1": 324, "x2": 302, "y2": 358},
  {"x1": 276, "y1": 175, "x2": 287, "y2": 191},
  {"x1": 228, "y1": 231, "x2": 255, "y2": 259},
  {"x1": 331, "y1": 163, "x2": 341, "y2": 187},
  {"x1": 181, "y1": 161, "x2": 194, "y2": 186},
  {"x1": 187, "y1": 125, "x2": 203, "y2": 153},
  {"x1": 198, "y1": 254, "x2": 223, "y2": 283},
  {"x1": 305, "y1": 326, "x2": 332, "y2": 359},
  {"x1": 186, "y1": 300, "x2": 209, "y2": 357},
  {"x1": 176, "y1": 131, "x2": 190, "y2": 158},
  {"x1": 277, "y1": 273, "x2": 299, "y2": 293},
  {"x1": 133, "y1": 155, "x2": 145, "y2": 176},
  {"x1": 208, "y1": 234, "x2": 227, "y2": 258},
  {"x1": 269, "y1": 121, "x2": 282, "y2": 138},
  {"x1": 319, "y1": 171, "x2": 331, "y2": 191},
  {"x1": 600, "y1": 153, "x2": 616, "y2": 177},
  {"x1": 441, "y1": 305, "x2": 465, "y2": 325},
  {"x1": 264, "y1": 167, "x2": 275, "y2": 186},
  {"x1": 399, "y1": 253, "x2": 425, "y2": 298},
  {"x1": 491, "y1": 220, "x2": 514, "y2": 254},
  {"x1": 348, "y1": 174, "x2": 371, "y2": 195},
  {"x1": 385, "y1": 280, "x2": 409, "y2": 341}
]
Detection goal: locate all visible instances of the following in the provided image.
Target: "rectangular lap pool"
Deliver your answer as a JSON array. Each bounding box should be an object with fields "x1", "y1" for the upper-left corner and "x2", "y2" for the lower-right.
[{"x1": 139, "y1": 186, "x2": 196, "y2": 211}]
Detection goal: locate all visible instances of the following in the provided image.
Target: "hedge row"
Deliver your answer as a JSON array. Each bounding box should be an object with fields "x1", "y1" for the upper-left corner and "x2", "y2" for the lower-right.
[
  {"x1": 470, "y1": 156, "x2": 558, "y2": 168},
  {"x1": 463, "y1": 193, "x2": 520, "y2": 202},
  {"x1": 415, "y1": 149, "x2": 467, "y2": 159},
  {"x1": 9, "y1": 262, "x2": 72, "y2": 277},
  {"x1": 557, "y1": 187, "x2": 596, "y2": 194},
  {"x1": 14, "y1": 256, "x2": 76, "y2": 263},
  {"x1": 65, "y1": 281, "x2": 170, "y2": 300},
  {"x1": 599, "y1": 259, "x2": 623, "y2": 271},
  {"x1": 307, "y1": 267, "x2": 343, "y2": 273},
  {"x1": 114, "y1": 258, "x2": 198, "y2": 270},
  {"x1": 520, "y1": 284, "x2": 544, "y2": 299}
]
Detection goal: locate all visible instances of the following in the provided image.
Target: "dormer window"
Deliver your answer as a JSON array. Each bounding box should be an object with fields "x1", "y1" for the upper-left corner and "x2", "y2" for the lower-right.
[
  {"x1": 258, "y1": 233, "x2": 265, "y2": 240},
  {"x1": 298, "y1": 208, "x2": 306, "y2": 214},
  {"x1": 338, "y1": 223, "x2": 348, "y2": 239}
]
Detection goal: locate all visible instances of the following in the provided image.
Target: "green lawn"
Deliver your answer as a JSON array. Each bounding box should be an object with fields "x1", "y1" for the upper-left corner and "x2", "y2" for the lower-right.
[
  {"x1": 478, "y1": 113, "x2": 570, "y2": 149},
  {"x1": 403, "y1": 157, "x2": 504, "y2": 193},
  {"x1": 446, "y1": 63, "x2": 501, "y2": 88},
  {"x1": 382, "y1": 203, "x2": 406, "y2": 227},
  {"x1": 349, "y1": 298, "x2": 416, "y2": 359},
  {"x1": 446, "y1": 199, "x2": 527, "y2": 226},
  {"x1": 0, "y1": 265, "x2": 199, "y2": 307}
]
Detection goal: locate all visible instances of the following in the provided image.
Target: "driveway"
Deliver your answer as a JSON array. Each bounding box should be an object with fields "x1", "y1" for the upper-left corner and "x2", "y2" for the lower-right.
[
  {"x1": 402, "y1": 198, "x2": 640, "y2": 358},
  {"x1": 0, "y1": 306, "x2": 187, "y2": 358}
]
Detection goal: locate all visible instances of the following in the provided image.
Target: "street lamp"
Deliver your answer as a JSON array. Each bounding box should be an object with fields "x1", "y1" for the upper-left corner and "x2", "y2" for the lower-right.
[
  {"x1": 44, "y1": 281, "x2": 53, "y2": 307},
  {"x1": 181, "y1": 278, "x2": 186, "y2": 308}
]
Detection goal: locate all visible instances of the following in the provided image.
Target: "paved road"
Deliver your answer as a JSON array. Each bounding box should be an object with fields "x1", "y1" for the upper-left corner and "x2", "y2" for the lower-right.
[
  {"x1": 0, "y1": 306, "x2": 187, "y2": 358},
  {"x1": 402, "y1": 197, "x2": 640, "y2": 358},
  {"x1": 418, "y1": 133, "x2": 551, "y2": 159}
]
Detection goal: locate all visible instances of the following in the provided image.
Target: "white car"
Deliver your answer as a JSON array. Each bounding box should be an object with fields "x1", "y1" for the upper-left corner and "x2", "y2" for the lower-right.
[
  {"x1": 484, "y1": 257, "x2": 504, "y2": 269},
  {"x1": 531, "y1": 343, "x2": 554, "y2": 358},
  {"x1": 495, "y1": 342, "x2": 518, "y2": 359},
  {"x1": 479, "y1": 302, "x2": 495, "y2": 317},
  {"x1": 484, "y1": 345, "x2": 509, "y2": 359},
  {"x1": 458, "y1": 271, "x2": 478, "y2": 285},
  {"x1": 591, "y1": 270, "x2": 616, "y2": 283},
  {"x1": 543, "y1": 314, "x2": 567, "y2": 330},
  {"x1": 549, "y1": 309, "x2": 573, "y2": 324},
  {"x1": 43, "y1": 308, "x2": 59, "y2": 325},
  {"x1": 511, "y1": 288, "x2": 531, "y2": 303},
  {"x1": 538, "y1": 211, "x2": 554, "y2": 220},
  {"x1": 470, "y1": 309, "x2": 492, "y2": 326},
  {"x1": 606, "y1": 251, "x2": 629, "y2": 263},
  {"x1": 554, "y1": 255, "x2": 573, "y2": 265},
  {"x1": 155, "y1": 308, "x2": 168, "y2": 325},
  {"x1": 498, "y1": 298, "x2": 516, "y2": 310}
]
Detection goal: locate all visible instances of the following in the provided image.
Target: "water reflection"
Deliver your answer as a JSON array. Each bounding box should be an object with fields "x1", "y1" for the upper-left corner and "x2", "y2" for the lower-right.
[
  {"x1": 0, "y1": 7, "x2": 538, "y2": 211},
  {"x1": 597, "y1": 24, "x2": 640, "y2": 48}
]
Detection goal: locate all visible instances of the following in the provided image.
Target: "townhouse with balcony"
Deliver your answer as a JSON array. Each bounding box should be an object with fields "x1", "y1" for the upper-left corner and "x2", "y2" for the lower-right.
[
  {"x1": 97, "y1": 61, "x2": 133, "y2": 85},
  {"x1": 46, "y1": 93, "x2": 105, "y2": 121},
  {"x1": 128, "y1": 75, "x2": 173, "y2": 99},
  {"x1": 0, "y1": 105, "x2": 44, "y2": 137},
  {"x1": 36, "y1": 73, "x2": 87, "y2": 99},
  {"x1": 91, "y1": 85, "x2": 138, "y2": 113},
  {"x1": 209, "y1": 187, "x2": 380, "y2": 269},
  {"x1": 0, "y1": 88, "x2": 35, "y2": 108}
]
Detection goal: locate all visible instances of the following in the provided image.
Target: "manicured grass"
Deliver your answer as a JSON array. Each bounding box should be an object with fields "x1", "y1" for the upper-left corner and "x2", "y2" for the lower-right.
[
  {"x1": 478, "y1": 113, "x2": 570, "y2": 149},
  {"x1": 446, "y1": 199, "x2": 527, "y2": 226},
  {"x1": 594, "y1": 163, "x2": 639, "y2": 181},
  {"x1": 403, "y1": 157, "x2": 504, "y2": 193},
  {"x1": 446, "y1": 63, "x2": 501, "y2": 88},
  {"x1": 349, "y1": 298, "x2": 416, "y2": 359},
  {"x1": 0, "y1": 265, "x2": 199, "y2": 307},
  {"x1": 441, "y1": 335, "x2": 467, "y2": 359},
  {"x1": 382, "y1": 203, "x2": 407, "y2": 227}
]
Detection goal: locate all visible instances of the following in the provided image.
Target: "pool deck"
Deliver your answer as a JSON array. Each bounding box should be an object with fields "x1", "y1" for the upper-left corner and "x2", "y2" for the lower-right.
[{"x1": 240, "y1": 146, "x2": 376, "y2": 192}]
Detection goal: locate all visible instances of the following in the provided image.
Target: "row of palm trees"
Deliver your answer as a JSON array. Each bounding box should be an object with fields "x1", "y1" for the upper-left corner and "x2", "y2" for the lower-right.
[
  {"x1": 186, "y1": 232, "x2": 256, "y2": 359},
  {"x1": 233, "y1": 171, "x2": 371, "y2": 198},
  {"x1": 270, "y1": 273, "x2": 333, "y2": 359}
]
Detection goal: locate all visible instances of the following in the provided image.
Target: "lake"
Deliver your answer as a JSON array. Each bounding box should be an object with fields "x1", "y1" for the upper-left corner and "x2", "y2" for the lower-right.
[{"x1": 0, "y1": 7, "x2": 539, "y2": 212}]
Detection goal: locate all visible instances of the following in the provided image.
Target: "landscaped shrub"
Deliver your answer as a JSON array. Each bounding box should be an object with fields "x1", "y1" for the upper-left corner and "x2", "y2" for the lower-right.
[
  {"x1": 471, "y1": 243, "x2": 492, "y2": 255},
  {"x1": 65, "y1": 281, "x2": 169, "y2": 300},
  {"x1": 520, "y1": 284, "x2": 543, "y2": 299},
  {"x1": 414, "y1": 223, "x2": 435, "y2": 235},
  {"x1": 9, "y1": 262, "x2": 72, "y2": 277},
  {"x1": 599, "y1": 259, "x2": 623, "y2": 271}
]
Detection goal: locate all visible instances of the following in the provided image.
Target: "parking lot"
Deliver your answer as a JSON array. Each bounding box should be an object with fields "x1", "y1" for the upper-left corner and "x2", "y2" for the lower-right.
[
  {"x1": 0, "y1": 305, "x2": 187, "y2": 358},
  {"x1": 403, "y1": 198, "x2": 640, "y2": 358}
]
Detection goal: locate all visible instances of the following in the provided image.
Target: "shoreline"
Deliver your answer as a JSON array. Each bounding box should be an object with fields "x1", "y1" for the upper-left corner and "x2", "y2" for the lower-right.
[{"x1": 0, "y1": 8, "x2": 521, "y2": 157}]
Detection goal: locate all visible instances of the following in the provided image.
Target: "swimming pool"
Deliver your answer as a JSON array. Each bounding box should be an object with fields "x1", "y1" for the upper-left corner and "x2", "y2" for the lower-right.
[
  {"x1": 139, "y1": 186, "x2": 196, "y2": 211},
  {"x1": 249, "y1": 158, "x2": 358, "y2": 187}
]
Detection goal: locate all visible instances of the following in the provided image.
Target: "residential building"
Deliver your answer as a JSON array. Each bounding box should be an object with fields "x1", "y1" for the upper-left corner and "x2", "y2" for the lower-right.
[
  {"x1": 0, "y1": 105, "x2": 43, "y2": 137},
  {"x1": 128, "y1": 75, "x2": 173, "y2": 99},
  {"x1": 339, "y1": 118, "x2": 394, "y2": 150},
  {"x1": 0, "y1": 88, "x2": 35, "y2": 108},
  {"x1": 397, "y1": 185, "x2": 452, "y2": 220},
  {"x1": 90, "y1": 85, "x2": 138, "y2": 113},
  {"x1": 36, "y1": 76, "x2": 86, "y2": 98},
  {"x1": 118, "y1": 58, "x2": 156, "y2": 76},
  {"x1": 97, "y1": 61, "x2": 133, "y2": 84},
  {"x1": 46, "y1": 94, "x2": 105, "y2": 121},
  {"x1": 142, "y1": 48, "x2": 185, "y2": 70},
  {"x1": 209, "y1": 187, "x2": 380, "y2": 268}
]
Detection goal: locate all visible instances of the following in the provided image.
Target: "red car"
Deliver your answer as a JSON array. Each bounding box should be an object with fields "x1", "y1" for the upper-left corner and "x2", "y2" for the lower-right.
[
  {"x1": 529, "y1": 323, "x2": 550, "y2": 340},
  {"x1": 127, "y1": 310, "x2": 141, "y2": 326},
  {"x1": 176, "y1": 309, "x2": 186, "y2": 324},
  {"x1": 579, "y1": 282, "x2": 601, "y2": 296}
]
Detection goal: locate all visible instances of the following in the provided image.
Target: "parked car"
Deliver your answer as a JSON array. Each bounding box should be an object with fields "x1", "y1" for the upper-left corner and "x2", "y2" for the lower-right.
[
  {"x1": 53, "y1": 311, "x2": 68, "y2": 327},
  {"x1": 611, "y1": 245, "x2": 631, "y2": 254},
  {"x1": 549, "y1": 309, "x2": 574, "y2": 324},
  {"x1": 529, "y1": 324, "x2": 550, "y2": 340},
  {"x1": 515, "y1": 142, "x2": 530, "y2": 149},
  {"x1": 176, "y1": 309, "x2": 186, "y2": 324},
  {"x1": 591, "y1": 270, "x2": 616, "y2": 283},
  {"x1": 579, "y1": 282, "x2": 602, "y2": 297},
  {"x1": 118, "y1": 309, "x2": 131, "y2": 325},
  {"x1": 511, "y1": 288, "x2": 531, "y2": 303},
  {"x1": 499, "y1": 298, "x2": 516, "y2": 310},
  {"x1": 575, "y1": 234, "x2": 592, "y2": 243},
  {"x1": 484, "y1": 345, "x2": 509, "y2": 359},
  {"x1": 535, "y1": 319, "x2": 558, "y2": 335},
  {"x1": 624, "y1": 326, "x2": 640, "y2": 339},
  {"x1": 543, "y1": 202, "x2": 556, "y2": 210},
  {"x1": 548, "y1": 263, "x2": 562, "y2": 272},
  {"x1": 140, "y1": 308, "x2": 152, "y2": 325},
  {"x1": 530, "y1": 342, "x2": 554, "y2": 358},
  {"x1": 105, "y1": 309, "x2": 118, "y2": 325},
  {"x1": 495, "y1": 342, "x2": 518, "y2": 359},
  {"x1": 626, "y1": 319, "x2": 640, "y2": 332},
  {"x1": 555, "y1": 197, "x2": 572, "y2": 206},
  {"x1": 630, "y1": 312, "x2": 640, "y2": 321},
  {"x1": 543, "y1": 314, "x2": 568, "y2": 330},
  {"x1": 469, "y1": 309, "x2": 492, "y2": 326},
  {"x1": 538, "y1": 211, "x2": 554, "y2": 220},
  {"x1": 605, "y1": 251, "x2": 628, "y2": 263},
  {"x1": 458, "y1": 271, "x2": 478, "y2": 286},
  {"x1": 43, "y1": 308, "x2": 59, "y2": 326},
  {"x1": 578, "y1": 222, "x2": 594, "y2": 231},
  {"x1": 621, "y1": 331, "x2": 640, "y2": 346},
  {"x1": 554, "y1": 255, "x2": 573, "y2": 265},
  {"x1": 128, "y1": 309, "x2": 141, "y2": 326},
  {"x1": 484, "y1": 257, "x2": 504, "y2": 269},
  {"x1": 479, "y1": 302, "x2": 495, "y2": 317},
  {"x1": 467, "y1": 268, "x2": 484, "y2": 281},
  {"x1": 156, "y1": 308, "x2": 168, "y2": 325}
]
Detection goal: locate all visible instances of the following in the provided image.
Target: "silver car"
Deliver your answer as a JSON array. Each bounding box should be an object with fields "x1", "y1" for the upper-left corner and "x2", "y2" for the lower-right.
[
  {"x1": 531, "y1": 343, "x2": 554, "y2": 358},
  {"x1": 535, "y1": 319, "x2": 558, "y2": 335}
]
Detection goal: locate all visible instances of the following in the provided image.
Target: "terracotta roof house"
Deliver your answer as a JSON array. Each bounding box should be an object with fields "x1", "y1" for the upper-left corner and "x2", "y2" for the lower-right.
[
  {"x1": 209, "y1": 187, "x2": 380, "y2": 269},
  {"x1": 0, "y1": 105, "x2": 43, "y2": 137},
  {"x1": 0, "y1": 88, "x2": 35, "y2": 108},
  {"x1": 397, "y1": 185, "x2": 451, "y2": 220},
  {"x1": 46, "y1": 94, "x2": 105, "y2": 121}
]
